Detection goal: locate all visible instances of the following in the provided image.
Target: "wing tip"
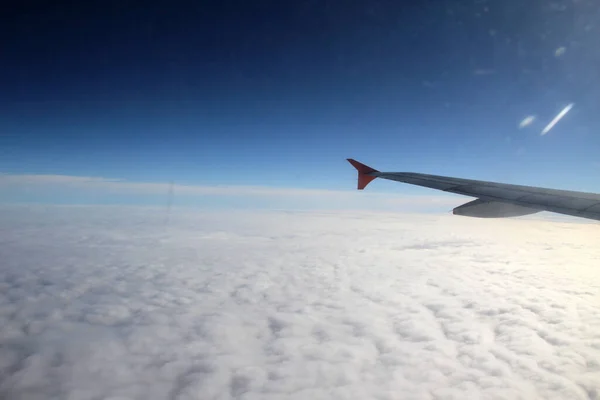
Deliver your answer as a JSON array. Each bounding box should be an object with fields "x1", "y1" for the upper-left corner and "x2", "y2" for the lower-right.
[{"x1": 347, "y1": 158, "x2": 378, "y2": 190}]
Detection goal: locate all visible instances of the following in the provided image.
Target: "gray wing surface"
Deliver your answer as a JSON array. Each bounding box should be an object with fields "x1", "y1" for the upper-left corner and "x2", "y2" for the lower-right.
[{"x1": 348, "y1": 159, "x2": 600, "y2": 221}]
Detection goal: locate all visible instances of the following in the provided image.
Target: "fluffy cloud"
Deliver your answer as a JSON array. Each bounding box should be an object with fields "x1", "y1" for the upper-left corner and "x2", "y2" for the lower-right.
[{"x1": 0, "y1": 206, "x2": 598, "y2": 399}]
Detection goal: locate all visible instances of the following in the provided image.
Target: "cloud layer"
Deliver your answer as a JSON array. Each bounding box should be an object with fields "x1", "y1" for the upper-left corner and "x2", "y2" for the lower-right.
[
  {"x1": 0, "y1": 206, "x2": 599, "y2": 399},
  {"x1": 0, "y1": 172, "x2": 461, "y2": 212}
]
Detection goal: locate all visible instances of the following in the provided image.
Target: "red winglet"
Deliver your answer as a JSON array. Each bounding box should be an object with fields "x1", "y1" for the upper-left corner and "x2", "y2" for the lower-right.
[{"x1": 347, "y1": 159, "x2": 379, "y2": 190}]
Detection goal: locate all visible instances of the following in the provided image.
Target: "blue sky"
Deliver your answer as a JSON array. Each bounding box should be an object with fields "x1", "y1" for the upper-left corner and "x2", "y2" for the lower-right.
[{"x1": 2, "y1": 1, "x2": 600, "y2": 207}]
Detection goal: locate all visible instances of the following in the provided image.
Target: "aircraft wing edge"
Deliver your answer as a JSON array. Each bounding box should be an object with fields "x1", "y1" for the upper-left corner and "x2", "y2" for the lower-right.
[{"x1": 347, "y1": 158, "x2": 600, "y2": 222}]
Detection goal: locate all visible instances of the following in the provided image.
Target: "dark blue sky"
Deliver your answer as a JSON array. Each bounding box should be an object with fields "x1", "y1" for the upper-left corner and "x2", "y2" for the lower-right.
[{"x1": 2, "y1": 0, "x2": 600, "y2": 198}]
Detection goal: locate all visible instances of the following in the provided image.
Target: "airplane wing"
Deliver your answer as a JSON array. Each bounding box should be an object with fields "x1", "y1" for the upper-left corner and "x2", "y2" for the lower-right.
[{"x1": 347, "y1": 158, "x2": 600, "y2": 221}]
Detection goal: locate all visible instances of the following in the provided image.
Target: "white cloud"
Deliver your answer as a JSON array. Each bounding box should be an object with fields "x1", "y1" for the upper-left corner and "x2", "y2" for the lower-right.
[
  {"x1": 0, "y1": 206, "x2": 598, "y2": 399},
  {"x1": 0, "y1": 172, "x2": 462, "y2": 212},
  {"x1": 0, "y1": 172, "x2": 343, "y2": 197},
  {"x1": 0, "y1": 173, "x2": 123, "y2": 185}
]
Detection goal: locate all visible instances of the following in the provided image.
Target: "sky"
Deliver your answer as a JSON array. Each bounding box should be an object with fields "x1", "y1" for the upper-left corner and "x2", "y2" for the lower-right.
[
  {"x1": 1, "y1": 206, "x2": 599, "y2": 399},
  {"x1": 2, "y1": 1, "x2": 600, "y2": 206}
]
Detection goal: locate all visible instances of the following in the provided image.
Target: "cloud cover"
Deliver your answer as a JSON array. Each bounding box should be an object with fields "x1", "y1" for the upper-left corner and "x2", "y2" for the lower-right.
[{"x1": 0, "y1": 206, "x2": 599, "y2": 399}]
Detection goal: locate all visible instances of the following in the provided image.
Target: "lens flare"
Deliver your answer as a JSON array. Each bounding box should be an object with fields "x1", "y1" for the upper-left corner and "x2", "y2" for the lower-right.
[{"x1": 541, "y1": 103, "x2": 574, "y2": 136}]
